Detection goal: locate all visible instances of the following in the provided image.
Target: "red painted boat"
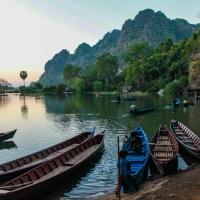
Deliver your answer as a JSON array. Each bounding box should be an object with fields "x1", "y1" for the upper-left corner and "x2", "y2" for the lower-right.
[
  {"x1": 0, "y1": 129, "x2": 95, "y2": 182},
  {"x1": 150, "y1": 126, "x2": 179, "y2": 175},
  {"x1": 170, "y1": 120, "x2": 200, "y2": 159},
  {"x1": 0, "y1": 132, "x2": 104, "y2": 200}
]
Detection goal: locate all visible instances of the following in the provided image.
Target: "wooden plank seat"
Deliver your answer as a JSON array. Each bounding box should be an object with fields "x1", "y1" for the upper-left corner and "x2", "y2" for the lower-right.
[
  {"x1": 126, "y1": 156, "x2": 145, "y2": 162},
  {"x1": 153, "y1": 152, "x2": 174, "y2": 158},
  {"x1": 156, "y1": 141, "x2": 172, "y2": 145},
  {"x1": 153, "y1": 149, "x2": 175, "y2": 152},
  {"x1": 65, "y1": 145, "x2": 99, "y2": 166},
  {"x1": 6, "y1": 144, "x2": 80, "y2": 173}
]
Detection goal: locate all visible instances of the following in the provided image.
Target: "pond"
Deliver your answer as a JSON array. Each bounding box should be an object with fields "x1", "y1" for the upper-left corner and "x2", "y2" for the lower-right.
[{"x1": 0, "y1": 93, "x2": 200, "y2": 199}]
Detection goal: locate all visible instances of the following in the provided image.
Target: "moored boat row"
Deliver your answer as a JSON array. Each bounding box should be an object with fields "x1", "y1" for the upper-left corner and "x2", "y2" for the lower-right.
[
  {"x1": 0, "y1": 128, "x2": 95, "y2": 182},
  {"x1": 0, "y1": 129, "x2": 105, "y2": 200},
  {"x1": 119, "y1": 119, "x2": 200, "y2": 192}
]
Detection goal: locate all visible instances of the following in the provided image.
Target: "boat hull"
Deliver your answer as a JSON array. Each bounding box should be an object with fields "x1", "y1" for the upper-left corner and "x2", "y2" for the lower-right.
[
  {"x1": 152, "y1": 156, "x2": 178, "y2": 175},
  {"x1": 170, "y1": 120, "x2": 200, "y2": 159},
  {"x1": 0, "y1": 134, "x2": 104, "y2": 200},
  {"x1": 124, "y1": 126, "x2": 150, "y2": 190},
  {"x1": 150, "y1": 126, "x2": 179, "y2": 175},
  {"x1": 0, "y1": 129, "x2": 17, "y2": 142},
  {"x1": 0, "y1": 129, "x2": 95, "y2": 183}
]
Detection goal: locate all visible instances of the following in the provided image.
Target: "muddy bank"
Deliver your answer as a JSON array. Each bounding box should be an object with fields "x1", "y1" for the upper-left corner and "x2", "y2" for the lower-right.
[{"x1": 93, "y1": 165, "x2": 200, "y2": 200}]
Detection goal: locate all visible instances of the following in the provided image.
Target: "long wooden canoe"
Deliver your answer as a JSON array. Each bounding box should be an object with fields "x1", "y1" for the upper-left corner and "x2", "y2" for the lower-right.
[
  {"x1": 130, "y1": 106, "x2": 155, "y2": 116},
  {"x1": 124, "y1": 126, "x2": 149, "y2": 189},
  {"x1": 0, "y1": 129, "x2": 17, "y2": 142},
  {"x1": 0, "y1": 128, "x2": 95, "y2": 182},
  {"x1": 170, "y1": 120, "x2": 200, "y2": 159},
  {"x1": 0, "y1": 132, "x2": 104, "y2": 200},
  {"x1": 150, "y1": 126, "x2": 179, "y2": 175},
  {"x1": 135, "y1": 106, "x2": 155, "y2": 115}
]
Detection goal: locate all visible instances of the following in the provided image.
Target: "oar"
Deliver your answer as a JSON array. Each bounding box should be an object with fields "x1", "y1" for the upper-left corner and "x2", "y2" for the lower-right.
[
  {"x1": 117, "y1": 136, "x2": 121, "y2": 200},
  {"x1": 177, "y1": 154, "x2": 189, "y2": 171}
]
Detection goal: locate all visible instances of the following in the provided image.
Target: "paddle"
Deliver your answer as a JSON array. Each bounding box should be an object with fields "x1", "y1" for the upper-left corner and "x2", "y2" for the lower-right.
[{"x1": 117, "y1": 136, "x2": 121, "y2": 200}]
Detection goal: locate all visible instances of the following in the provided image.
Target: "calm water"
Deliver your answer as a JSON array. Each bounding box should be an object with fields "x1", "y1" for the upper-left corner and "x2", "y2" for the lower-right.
[{"x1": 0, "y1": 94, "x2": 200, "y2": 199}]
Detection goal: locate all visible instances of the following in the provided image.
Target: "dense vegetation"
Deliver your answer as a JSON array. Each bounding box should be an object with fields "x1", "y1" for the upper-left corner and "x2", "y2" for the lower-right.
[
  {"x1": 0, "y1": 78, "x2": 12, "y2": 93},
  {"x1": 39, "y1": 9, "x2": 200, "y2": 86},
  {"x1": 25, "y1": 31, "x2": 200, "y2": 96}
]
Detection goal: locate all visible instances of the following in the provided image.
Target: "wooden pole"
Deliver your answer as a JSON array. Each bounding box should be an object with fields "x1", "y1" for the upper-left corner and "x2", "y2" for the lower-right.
[{"x1": 117, "y1": 136, "x2": 121, "y2": 200}]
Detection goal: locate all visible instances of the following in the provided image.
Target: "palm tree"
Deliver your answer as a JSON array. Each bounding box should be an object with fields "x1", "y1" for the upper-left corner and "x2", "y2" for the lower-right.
[{"x1": 20, "y1": 71, "x2": 28, "y2": 87}]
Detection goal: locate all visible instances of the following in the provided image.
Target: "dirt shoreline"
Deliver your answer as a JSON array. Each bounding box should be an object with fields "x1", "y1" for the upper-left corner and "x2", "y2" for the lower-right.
[{"x1": 93, "y1": 165, "x2": 200, "y2": 200}]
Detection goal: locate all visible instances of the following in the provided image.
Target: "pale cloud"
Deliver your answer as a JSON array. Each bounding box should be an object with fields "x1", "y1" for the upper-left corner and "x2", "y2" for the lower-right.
[{"x1": 0, "y1": 1, "x2": 97, "y2": 86}]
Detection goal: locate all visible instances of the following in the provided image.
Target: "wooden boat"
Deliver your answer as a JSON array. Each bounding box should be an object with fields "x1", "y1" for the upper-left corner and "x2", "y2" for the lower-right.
[
  {"x1": 183, "y1": 100, "x2": 194, "y2": 107},
  {"x1": 121, "y1": 96, "x2": 137, "y2": 101},
  {"x1": 117, "y1": 95, "x2": 137, "y2": 102},
  {"x1": 150, "y1": 126, "x2": 179, "y2": 175},
  {"x1": 0, "y1": 129, "x2": 95, "y2": 182},
  {"x1": 135, "y1": 106, "x2": 155, "y2": 115},
  {"x1": 124, "y1": 126, "x2": 149, "y2": 189},
  {"x1": 170, "y1": 120, "x2": 200, "y2": 159},
  {"x1": 0, "y1": 132, "x2": 104, "y2": 200},
  {"x1": 130, "y1": 105, "x2": 155, "y2": 116},
  {"x1": 0, "y1": 129, "x2": 17, "y2": 142},
  {"x1": 0, "y1": 94, "x2": 8, "y2": 97}
]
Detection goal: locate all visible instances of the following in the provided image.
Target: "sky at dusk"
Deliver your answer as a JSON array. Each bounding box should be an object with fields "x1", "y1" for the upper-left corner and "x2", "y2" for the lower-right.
[{"x1": 0, "y1": 0, "x2": 200, "y2": 86}]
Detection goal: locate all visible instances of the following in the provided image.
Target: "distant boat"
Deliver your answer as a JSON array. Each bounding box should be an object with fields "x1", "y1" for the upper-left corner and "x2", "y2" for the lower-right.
[
  {"x1": 0, "y1": 129, "x2": 17, "y2": 142},
  {"x1": 0, "y1": 94, "x2": 8, "y2": 97},
  {"x1": 117, "y1": 96, "x2": 137, "y2": 102},
  {"x1": 124, "y1": 125, "x2": 149, "y2": 190},
  {"x1": 130, "y1": 105, "x2": 155, "y2": 116},
  {"x1": 150, "y1": 126, "x2": 179, "y2": 175},
  {"x1": 0, "y1": 128, "x2": 95, "y2": 182},
  {"x1": 172, "y1": 98, "x2": 181, "y2": 106},
  {"x1": 183, "y1": 99, "x2": 194, "y2": 107},
  {"x1": 0, "y1": 133, "x2": 105, "y2": 200},
  {"x1": 170, "y1": 120, "x2": 200, "y2": 159}
]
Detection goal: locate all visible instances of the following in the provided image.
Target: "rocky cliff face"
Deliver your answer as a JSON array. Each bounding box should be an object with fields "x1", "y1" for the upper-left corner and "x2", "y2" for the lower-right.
[{"x1": 40, "y1": 9, "x2": 200, "y2": 85}]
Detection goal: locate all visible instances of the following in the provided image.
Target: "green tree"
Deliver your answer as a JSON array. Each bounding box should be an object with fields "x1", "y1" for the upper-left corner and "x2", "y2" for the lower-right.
[
  {"x1": 72, "y1": 78, "x2": 85, "y2": 93},
  {"x1": 96, "y1": 53, "x2": 118, "y2": 88},
  {"x1": 63, "y1": 64, "x2": 81, "y2": 89},
  {"x1": 81, "y1": 64, "x2": 98, "y2": 90},
  {"x1": 125, "y1": 42, "x2": 153, "y2": 88},
  {"x1": 93, "y1": 81, "x2": 103, "y2": 92},
  {"x1": 56, "y1": 84, "x2": 65, "y2": 94}
]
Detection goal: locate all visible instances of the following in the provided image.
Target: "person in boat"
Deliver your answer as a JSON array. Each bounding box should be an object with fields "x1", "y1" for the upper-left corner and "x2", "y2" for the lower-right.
[
  {"x1": 122, "y1": 132, "x2": 142, "y2": 154},
  {"x1": 172, "y1": 98, "x2": 176, "y2": 106},
  {"x1": 130, "y1": 131, "x2": 142, "y2": 154},
  {"x1": 116, "y1": 150, "x2": 139, "y2": 195},
  {"x1": 183, "y1": 99, "x2": 188, "y2": 107},
  {"x1": 188, "y1": 99, "x2": 194, "y2": 105},
  {"x1": 129, "y1": 104, "x2": 136, "y2": 116},
  {"x1": 117, "y1": 95, "x2": 121, "y2": 103}
]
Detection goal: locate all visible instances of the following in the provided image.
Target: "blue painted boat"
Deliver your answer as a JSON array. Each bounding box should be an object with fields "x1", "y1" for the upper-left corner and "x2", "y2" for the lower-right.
[{"x1": 123, "y1": 125, "x2": 150, "y2": 190}]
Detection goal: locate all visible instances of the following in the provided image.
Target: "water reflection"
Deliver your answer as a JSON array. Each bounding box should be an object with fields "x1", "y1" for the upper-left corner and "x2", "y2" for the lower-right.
[
  {"x1": 0, "y1": 141, "x2": 17, "y2": 150},
  {"x1": 0, "y1": 95, "x2": 10, "y2": 108},
  {"x1": 20, "y1": 95, "x2": 28, "y2": 118},
  {"x1": 0, "y1": 94, "x2": 200, "y2": 200},
  {"x1": 38, "y1": 149, "x2": 104, "y2": 200}
]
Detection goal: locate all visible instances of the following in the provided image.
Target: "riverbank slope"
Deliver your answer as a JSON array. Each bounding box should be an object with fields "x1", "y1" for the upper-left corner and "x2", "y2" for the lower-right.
[{"x1": 94, "y1": 165, "x2": 200, "y2": 200}]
